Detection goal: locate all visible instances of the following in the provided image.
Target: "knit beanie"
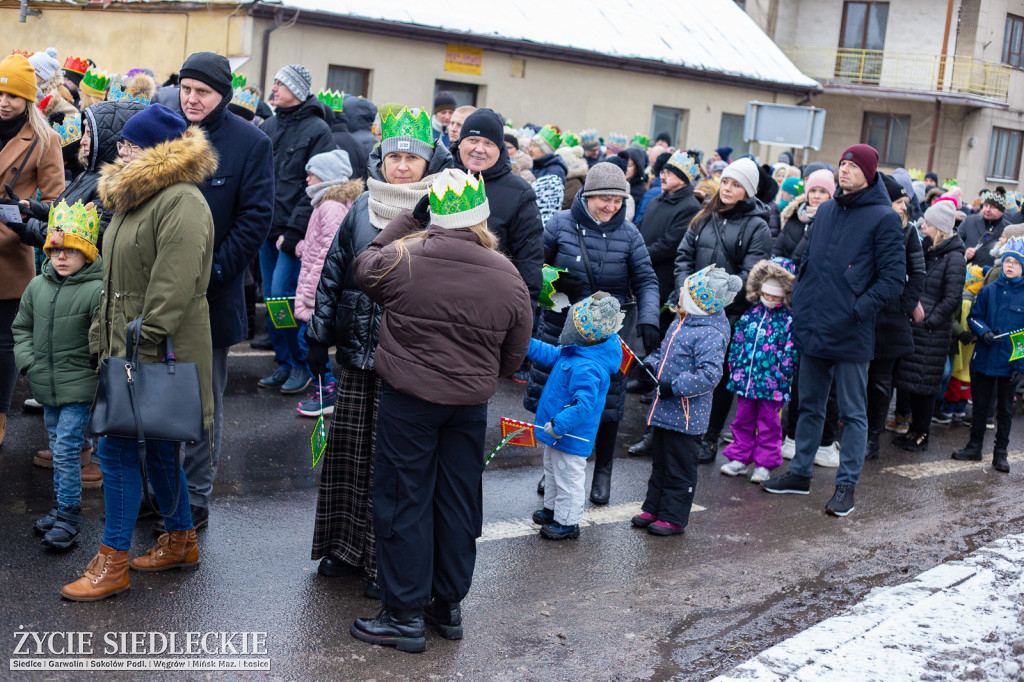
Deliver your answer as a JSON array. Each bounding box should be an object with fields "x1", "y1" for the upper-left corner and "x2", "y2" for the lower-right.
[
  {"x1": 459, "y1": 107, "x2": 505, "y2": 147},
  {"x1": 120, "y1": 103, "x2": 187, "y2": 149},
  {"x1": 781, "y1": 176, "x2": 803, "y2": 197},
  {"x1": 428, "y1": 168, "x2": 490, "y2": 229},
  {"x1": 925, "y1": 171, "x2": 939, "y2": 183},
  {"x1": 804, "y1": 168, "x2": 836, "y2": 197},
  {"x1": 28, "y1": 48, "x2": 59, "y2": 83},
  {"x1": 720, "y1": 158, "x2": 759, "y2": 198},
  {"x1": 761, "y1": 277, "x2": 785, "y2": 297},
  {"x1": 179, "y1": 51, "x2": 233, "y2": 98},
  {"x1": 306, "y1": 149, "x2": 352, "y2": 183},
  {"x1": 43, "y1": 200, "x2": 100, "y2": 263},
  {"x1": 802, "y1": 161, "x2": 831, "y2": 179},
  {"x1": 715, "y1": 146, "x2": 733, "y2": 162},
  {"x1": 379, "y1": 107, "x2": 435, "y2": 162},
  {"x1": 0, "y1": 54, "x2": 38, "y2": 101},
  {"x1": 708, "y1": 160, "x2": 727, "y2": 173},
  {"x1": 582, "y1": 162, "x2": 630, "y2": 199},
  {"x1": 982, "y1": 187, "x2": 1009, "y2": 211},
  {"x1": 839, "y1": 144, "x2": 879, "y2": 184},
  {"x1": 433, "y1": 90, "x2": 457, "y2": 114},
  {"x1": 880, "y1": 173, "x2": 907, "y2": 202},
  {"x1": 682, "y1": 265, "x2": 742, "y2": 316},
  {"x1": 274, "y1": 64, "x2": 312, "y2": 102},
  {"x1": 924, "y1": 200, "x2": 956, "y2": 234},
  {"x1": 504, "y1": 132, "x2": 519, "y2": 150},
  {"x1": 558, "y1": 292, "x2": 625, "y2": 346}
]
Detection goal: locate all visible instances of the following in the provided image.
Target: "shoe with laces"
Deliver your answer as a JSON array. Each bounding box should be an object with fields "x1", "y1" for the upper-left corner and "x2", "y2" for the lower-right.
[
  {"x1": 781, "y1": 436, "x2": 796, "y2": 460},
  {"x1": 720, "y1": 459, "x2": 749, "y2": 477},
  {"x1": 258, "y1": 366, "x2": 290, "y2": 389},
  {"x1": 902, "y1": 432, "x2": 929, "y2": 452},
  {"x1": 885, "y1": 415, "x2": 910, "y2": 434},
  {"x1": 540, "y1": 521, "x2": 580, "y2": 540},
  {"x1": 826, "y1": 485, "x2": 856, "y2": 516},
  {"x1": 297, "y1": 382, "x2": 336, "y2": 417},
  {"x1": 750, "y1": 466, "x2": 771, "y2": 483},
  {"x1": 813, "y1": 443, "x2": 840, "y2": 468},
  {"x1": 532, "y1": 508, "x2": 554, "y2": 525},
  {"x1": 761, "y1": 471, "x2": 811, "y2": 494}
]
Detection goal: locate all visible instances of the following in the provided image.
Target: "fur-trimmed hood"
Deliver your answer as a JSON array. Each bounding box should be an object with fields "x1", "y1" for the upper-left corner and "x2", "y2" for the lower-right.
[
  {"x1": 98, "y1": 127, "x2": 219, "y2": 212},
  {"x1": 316, "y1": 178, "x2": 364, "y2": 206},
  {"x1": 780, "y1": 192, "x2": 806, "y2": 224},
  {"x1": 555, "y1": 145, "x2": 589, "y2": 180},
  {"x1": 745, "y1": 259, "x2": 795, "y2": 304}
]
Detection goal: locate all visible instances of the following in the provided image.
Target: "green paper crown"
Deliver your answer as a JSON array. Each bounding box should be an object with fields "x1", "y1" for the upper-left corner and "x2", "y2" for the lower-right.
[
  {"x1": 80, "y1": 69, "x2": 110, "y2": 97},
  {"x1": 631, "y1": 133, "x2": 650, "y2": 147},
  {"x1": 231, "y1": 72, "x2": 247, "y2": 89},
  {"x1": 317, "y1": 89, "x2": 344, "y2": 112},
  {"x1": 535, "y1": 125, "x2": 561, "y2": 151},
  {"x1": 381, "y1": 107, "x2": 432, "y2": 144},
  {"x1": 943, "y1": 178, "x2": 958, "y2": 190},
  {"x1": 907, "y1": 168, "x2": 925, "y2": 182},
  {"x1": 47, "y1": 199, "x2": 99, "y2": 245},
  {"x1": 429, "y1": 173, "x2": 487, "y2": 217},
  {"x1": 561, "y1": 131, "x2": 580, "y2": 148}
]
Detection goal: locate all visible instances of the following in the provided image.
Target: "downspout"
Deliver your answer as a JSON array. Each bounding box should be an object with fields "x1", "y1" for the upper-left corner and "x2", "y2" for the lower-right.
[
  {"x1": 259, "y1": 8, "x2": 301, "y2": 94},
  {"x1": 929, "y1": 0, "x2": 955, "y2": 171}
]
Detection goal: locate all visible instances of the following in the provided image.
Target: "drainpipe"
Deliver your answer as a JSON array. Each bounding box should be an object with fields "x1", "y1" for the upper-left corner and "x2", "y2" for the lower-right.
[
  {"x1": 259, "y1": 8, "x2": 301, "y2": 94},
  {"x1": 929, "y1": 0, "x2": 955, "y2": 171}
]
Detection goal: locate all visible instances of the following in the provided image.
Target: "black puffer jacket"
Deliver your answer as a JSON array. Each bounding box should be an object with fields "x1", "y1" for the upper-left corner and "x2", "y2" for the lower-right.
[
  {"x1": 774, "y1": 198, "x2": 812, "y2": 264},
  {"x1": 306, "y1": 142, "x2": 453, "y2": 371},
  {"x1": 523, "y1": 191, "x2": 659, "y2": 422},
  {"x1": 319, "y1": 103, "x2": 368, "y2": 182},
  {"x1": 873, "y1": 224, "x2": 926, "y2": 359},
  {"x1": 894, "y1": 234, "x2": 966, "y2": 394},
  {"x1": 619, "y1": 146, "x2": 648, "y2": 207},
  {"x1": 638, "y1": 183, "x2": 701, "y2": 308},
  {"x1": 452, "y1": 137, "x2": 544, "y2": 304},
  {"x1": 22, "y1": 100, "x2": 146, "y2": 248},
  {"x1": 259, "y1": 95, "x2": 337, "y2": 244}
]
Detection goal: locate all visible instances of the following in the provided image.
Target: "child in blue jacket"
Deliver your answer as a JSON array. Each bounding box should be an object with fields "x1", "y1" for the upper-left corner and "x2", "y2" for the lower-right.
[
  {"x1": 635, "y1": 266, "x2": 741, "y2": 536},
  {"x1": 529, "y1": 294, "x2": 624, "y2": 540},
  {"x1": 953, "y1": 236, "x2": 1024, "y2": 473}
]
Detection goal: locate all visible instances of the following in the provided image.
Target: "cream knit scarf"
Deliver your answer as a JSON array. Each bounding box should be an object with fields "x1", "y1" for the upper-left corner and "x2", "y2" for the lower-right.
[{"x1": 367, "y1": 175, "x2": 436, "y2": 230}]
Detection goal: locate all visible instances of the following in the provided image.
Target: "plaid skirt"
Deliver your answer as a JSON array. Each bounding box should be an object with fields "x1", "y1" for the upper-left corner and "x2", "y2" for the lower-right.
[{"x1": 310, "y1": 367, "x2": 382, "y2": 578}]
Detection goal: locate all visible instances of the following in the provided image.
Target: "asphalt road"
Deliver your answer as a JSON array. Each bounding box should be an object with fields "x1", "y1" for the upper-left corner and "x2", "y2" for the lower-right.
[{"x1": 1, "y1": 344, "x2": 1022, "y2": 681}]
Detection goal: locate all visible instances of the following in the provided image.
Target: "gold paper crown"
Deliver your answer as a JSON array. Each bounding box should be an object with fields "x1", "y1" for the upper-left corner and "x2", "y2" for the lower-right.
[
  {"x1": 80, "y1": 69, "x2": 110, "y2": 98},
  {"x1": 63, "y1": 56, "x2": 89, "y2": 75},
  {"x1": 45, "y1": 200, "x2": 100, "y2": 262},
  {"x1": 10, "y1": 48, "x2": 33, "y2": 58},
  {"x1": 52, "y1": 113, "x2": 82, "y2": 148},
  {"x1": 107, "y1": 82, "x2": 150, "y2": 106}
]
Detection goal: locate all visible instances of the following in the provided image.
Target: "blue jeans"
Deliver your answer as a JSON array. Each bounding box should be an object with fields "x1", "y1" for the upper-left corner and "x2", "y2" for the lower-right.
[
  {"x1": 43, "y1": 403, "x2": 91, "y2": 509},
  {"x1": 790, "y1": 355, "x2": 870, "y2": 488},
  {"x1": 258, "y1": 239, "x2": 306, "y2": 374},
  {"x1": 98, "y1": 436, "x2": 192, "y2": 550}
]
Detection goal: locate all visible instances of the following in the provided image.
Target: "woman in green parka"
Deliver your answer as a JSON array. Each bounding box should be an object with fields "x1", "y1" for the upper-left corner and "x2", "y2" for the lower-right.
[{"x1": 61, "y1": 104, "x2": 218, "y2": 602}]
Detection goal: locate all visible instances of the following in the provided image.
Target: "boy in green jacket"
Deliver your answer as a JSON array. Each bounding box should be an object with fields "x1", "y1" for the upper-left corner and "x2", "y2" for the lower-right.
[{"x1": 13, "y1": 200, "x2": 103, "y2": 550}]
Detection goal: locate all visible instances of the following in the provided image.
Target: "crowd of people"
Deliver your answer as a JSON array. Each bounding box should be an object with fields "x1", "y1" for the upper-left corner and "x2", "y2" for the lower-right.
[{"x1": 1, "y1": 45, "x2": 1023, "y2": 653}]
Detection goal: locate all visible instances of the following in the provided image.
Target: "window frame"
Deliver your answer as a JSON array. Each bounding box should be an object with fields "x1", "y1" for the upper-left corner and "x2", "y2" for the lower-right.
[
  {"x1": 1002, "y1": 14, "x2": 1024, "y2": 68},
  {"x1": 986, "y1": 127, "x2": 1023, "y2": 182},
  {"x1": 839, "y1": 1, "x2": 890, "y2": 51},
  {"x1": 326, "y1": 65, "x2": 371, "y2": 98},
  {"x1": 860, "y1": 111, "x2": 910, "y2": 166}
]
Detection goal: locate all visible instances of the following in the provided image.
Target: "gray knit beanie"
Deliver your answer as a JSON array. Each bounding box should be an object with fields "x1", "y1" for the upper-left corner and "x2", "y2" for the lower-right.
[
  {"x1": 29, "y1": 48, "x2": 60, "y2": 83},
  {"x1": 274, "y1": 64, "x2": 312, "y2": 102},
  {"x1": 720, "y1": 158, "x2": 759, "y2": 198},
  {"x1": 306, "y1": 150, "x2": 353, "y2": 183},
  {"x1": 924, "y1": 200, "x2": 956, "y2": 234},
  {"x1": 559, "y1": 292, "x2": 625, "y2": 346},
  {"x1": 582, "y1": 162, "x2": 630, "y2": 199}
]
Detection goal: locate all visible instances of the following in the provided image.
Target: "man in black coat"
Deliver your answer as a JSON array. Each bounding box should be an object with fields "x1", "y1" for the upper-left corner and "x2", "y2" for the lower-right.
[
  {"x1": 344, "y1": 94, "x2": 379, "y2": 160},
  {"x1": 258, "y1": 64, "x2": 337, "y2": 395},
  {"x1": 319, "y1": 98, "x2": 367, "y2": 182},
  {"x1": 451, "y1": 108, "x2": 543, "y2": 305},
  {"x1": 173, "y1": 51, "x2": 275, "y2": 526},
  {"x1": 959, "y1": 189, "x2": 1009, "y2": 269}
]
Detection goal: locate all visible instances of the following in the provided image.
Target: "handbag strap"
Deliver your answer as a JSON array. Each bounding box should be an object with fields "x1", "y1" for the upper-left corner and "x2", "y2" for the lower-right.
[
  {"x1": 8, "y1": 138, "x2": 38, "y2": 192},
  {"x1": 573, "y1": 223, "x2": 598, "y2": 294},
  {"x1": 124, "y1": 364, "x2": 182, "y2": 519}
]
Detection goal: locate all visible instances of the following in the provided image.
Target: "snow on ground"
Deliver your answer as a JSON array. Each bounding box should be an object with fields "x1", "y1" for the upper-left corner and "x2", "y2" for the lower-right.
[{"x1": 713, "y1": 533, "x2": 1024, "y2": 681}]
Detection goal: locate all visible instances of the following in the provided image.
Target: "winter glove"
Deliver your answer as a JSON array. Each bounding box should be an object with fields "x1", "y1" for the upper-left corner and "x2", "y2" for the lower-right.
[
  {"x1": 3, "y1": 220, "x2": 27, "y2": 237},
  {"x1": 21, "y1": 198, "x2": 49, "y2": 221},
  {"x1": 412, "y1": 194, "x2": 430, "y2": 227},
  {"x1": 278, "y1": 231, "x2": 301, "y2": 257},
  {"x1": 958, "y1": 330, "x2": 975, "y2": 346},
  {"x1": 980, "y1": 331, "x2": 996, "y2": 347},
  {"x1": 89, "y1": 354, "x2": 99, "y2": 370},
  {"x1": 658, "y1": 380, "x2": 674, "y2": 398},
  {"x1": 638, "y1": 323, "x2": 661, "y2": 355},
  {"x1": 543, "y1": 420, "x2": 560, "y2": 440},
  {"x1": 553, "y1": 271, "x2": 587, "y2": 304},
  {"x1": 306, "y1": 343, "x2": 330, "y2": 381},
  {"x1": 1012, "y1": 370, "x2": 1024, "y2": 392}
]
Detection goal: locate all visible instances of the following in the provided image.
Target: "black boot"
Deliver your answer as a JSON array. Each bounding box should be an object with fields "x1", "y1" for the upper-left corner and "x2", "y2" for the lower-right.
[
  {"x1": 865, "y1": 435, "x2": 881, "y2": 460},
  {"x1": 993, "y1": 447, "x2": 1010, "y2": 473},
  {"x1": 34, "y1": 494, "x2": 59, "y2": 535},
  {"x1": 424, "y1": 599, "x2": 463, "y2": 640},
  {"x1": 697, "y1": 431, "x2": 719, "y2": 464},
  {"x1": 952, "y1": 441, "x2": 983, "y2": 461},
  {"x1": 363, "y1": 578, "x2": 380, "y2": 600},
  {"x1": 589, "y1": 422, "x2": 618, "y2": 505},
  {"x1": 627, "y1": 427, "x2": 654, "y2": 456},
  {"x1": 41, "y1": 506, "x2": 81, "y2": 550},
  {"x1": 536, "y1": 474, "x2": 545, "y2": 495},
  {"x1": 350, "y1": 606, "x2": 426, "y2": 653}
]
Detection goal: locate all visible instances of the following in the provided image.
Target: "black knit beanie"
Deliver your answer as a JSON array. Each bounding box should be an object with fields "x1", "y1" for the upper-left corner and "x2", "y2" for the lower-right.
[{"x1": 179, "y1": 52, "x2": 233, "y2": 98}]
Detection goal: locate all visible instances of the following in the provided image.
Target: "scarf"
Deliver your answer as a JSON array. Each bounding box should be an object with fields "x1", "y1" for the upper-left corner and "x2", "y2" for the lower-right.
[
  {"x1": 306, "y1": 179, "x2": 346, "y2": 207},
  {"x1": 798, "y1": 203, "x2": 817, "y2": 224},
  {"x1": 367, "y1": 175, "x2": 435, "y2": 230},
  {"x1": 0, "y1": 110, "x2": 28, "y2": 148}
]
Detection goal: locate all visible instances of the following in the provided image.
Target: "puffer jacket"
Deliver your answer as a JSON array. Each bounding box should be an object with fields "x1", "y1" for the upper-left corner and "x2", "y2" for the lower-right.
[
  {"x1": 22, "y1": 100, "x2": 147, "y2": 249},
  {"x1": 306, "y1": 143, "x2": 453, "y2": 371},
  {"x1": 531, "y1": 153, "x2": 568, "y2": 182},
  {"x1": 773, "y1": 195, "x2": 812, "y2": 263},
  {"x1": 527, "y1": 335, "x2": 622, "y2": 456},
  {"x1": 523, "y1": 191, "x2": 660, "y2": 422},
  {"x1": 638, "y1": 183, "x2": 702, "y2": 308},
  {"x1": 873, "y1": 223, "x2": 926, "y2": 359},
  {"x1": 894, "y1": 234, "x2": 966, "y2": 394},
  {"x1": 968, "y1": 272, "x2": 1024, "y2": 377},
  {"x1": 12, "y1": 258, "x2": 103, "y2": 406},
  {"x1": 294, "y1": 180, "x2": 363, "y2": 322},
  {"x1": 645, "y1": 311, "x2": 731, "y2": 434},
  {"x1": 353, "y1": 211, "x2": 533, "y2": 405}
]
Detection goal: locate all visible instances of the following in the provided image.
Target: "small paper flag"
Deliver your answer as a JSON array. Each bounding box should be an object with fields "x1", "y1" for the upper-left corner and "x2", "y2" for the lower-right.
[
  {"x1": 619, "y1": 336, "x2": 635, "y2": 375},
  {"x1": 266, "y1": 296, "x2": 297, "y2": 329},
  {"x1": 1010, "y1": 329, "x2": 1024, "y2": 362},
  {"x1": 500, "y1": 417, "x2": 538, "y2": 447},
  {"x1": 311, "y1": 415, "x2": 327, "y2": 467}
]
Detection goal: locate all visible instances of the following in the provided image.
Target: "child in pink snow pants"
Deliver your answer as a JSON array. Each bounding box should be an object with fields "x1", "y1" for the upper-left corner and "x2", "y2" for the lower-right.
[{"x1": 721, "y1": 258, "x2": 798, "y2": 483}]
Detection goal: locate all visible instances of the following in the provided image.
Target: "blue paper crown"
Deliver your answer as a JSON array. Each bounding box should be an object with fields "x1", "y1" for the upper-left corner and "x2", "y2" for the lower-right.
[
  {"x1": 685, "y1": 265, "x2": 727, "y2": 315},
  {"x1": 52, "y1": 113, "x2": 82, "y2": 148},
  {"x1": 107, "y1": 82, "x2": 150, "y2": 106},
  {"x1": 231, "y1": 87, "x2": 259, "y2": 114},
  {"x1": 1003, "y1": 236, "x2": 1024, "y2": 264}
]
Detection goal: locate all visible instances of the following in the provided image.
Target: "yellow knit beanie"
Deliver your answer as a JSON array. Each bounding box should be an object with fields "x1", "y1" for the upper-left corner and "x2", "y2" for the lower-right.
[{"x1": 0, "y1": 54, "x2": 38, "y2": 102}]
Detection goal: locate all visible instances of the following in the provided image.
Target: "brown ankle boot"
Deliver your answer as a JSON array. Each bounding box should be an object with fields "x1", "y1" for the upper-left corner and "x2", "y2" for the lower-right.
[
  {"x1": 61, "y1": 545, "x2": 130, "y2": 601},
  {"x1": 0, "y1": 413, "x2": 6, "y2": 449},
  {"x1": 130, "y1": 529, "x2": 199, "y2": 572}
]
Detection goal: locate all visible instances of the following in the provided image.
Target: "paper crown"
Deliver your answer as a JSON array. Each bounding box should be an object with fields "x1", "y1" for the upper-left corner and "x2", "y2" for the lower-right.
[
  {"x1": 1003, "y1": 236, "x2": 1024, "y2": 263},
  {"x1": 231, "y1": 72, "x2": 247, "y2": 89},
  {"x1": 685, "y1": 265, "x2": 728, "y2": 315},
  {"x1": 10, "y1": 48, "x2": 33, "y2": 58},
  {"x1": 45, "y1": 200, "x2": 100, "y2": 262},
  {"x1": 907, "y1": 168, "x2": 925, "y2": 182},
  {"x1": 381, "y1": 107, "x2": 432, "y2": 143},
  {"x1": 606, "y1": 133, "x2": 628, "y2": 150},
  {"x1": 666, "y1": 149, "x2": 700, "y2": 183},
  {"x1": 52, "y1": 113, "x2": 82, "y2": 148},
  {"x1": 534, "y1": 125, "x2": 562, "y2": 152},
  {"x1": 561, "y1": 131, "x2": 580, "y2": 148},
  {"x1": 964, "y1": 264, "x2": 986, "y2": 296},
  {"x1": 942, "y1": 178, "x2": 959, "y2": 190},
  {"x1": 80, "y1": 69, "x2": 110, "y2": 98},
  {"x1": 231, "y1": 87, "x2": 259, "y2": 114},
  {"x1": 107, "y1": 82, "x2": 150, "y2": 106},
  {"x1": 631, "y1": 133, "x2": 650, "y2": 148},
  {"x1": 317, "y1": 88, "x2": 344, "y2": 112},
  {"x1": 571, "y1": 295, "x2": 625, "y2": 344},
  {"x1": 429, "y1": 170, "x2": 489, "y2": 229},
  {"x1": 580, "y1": 128, "x2": 600, "y2": 146},
  {"x1": 62, "y1": 55, "x2": 88, "y2": 75}
]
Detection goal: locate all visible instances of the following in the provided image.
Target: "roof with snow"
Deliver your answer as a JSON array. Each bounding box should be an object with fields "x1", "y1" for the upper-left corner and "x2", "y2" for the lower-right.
[{"x1": 253, "y1": 0, "x2": 820, "y2": 92}]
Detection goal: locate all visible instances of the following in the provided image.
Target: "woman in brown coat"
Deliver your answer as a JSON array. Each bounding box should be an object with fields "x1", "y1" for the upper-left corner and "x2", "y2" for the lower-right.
[{"x1": 0, "y1": 54, "x2": 64, "y2": 446}]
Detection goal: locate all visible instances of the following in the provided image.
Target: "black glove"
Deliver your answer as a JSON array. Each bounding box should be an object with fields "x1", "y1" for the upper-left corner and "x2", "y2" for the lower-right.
[
  {"x1": 3, "y1": 183, "x2": 20, "y2": 202},
  {"x1": 22, "y1": 198, "x2": 49, "y2": 221},
  {"x1": 412, "y1": 194, "x2": 430, "y2": 227},
  {"x1": 1012, "y1": 370, "x2": 1024, "y2": 392},
  {"x1": 553, "y1": 271, "x2": 587, "y2": 304},
  {"x1": 658, "y1": 380, "x2": 674, "y2": 398},
  {"x1": 981, "y1": 331, "x2": 996, "y2": 347},
  {"x1": 306, "y1": 343, "x2": 330, "y2": 381},
  {"x1": 638, "y1": 323, "x2": 661, "y2": 355},
  {"x1": 958, "y1": 330, "x2": 974, "y2": 345},
  {"x1": 89, "y1": 354, "x2": 99, "y2": 370},
  {"x1": 4, "y1": 220, "x2": 26, "y2": 237},
  {"x1": 278, "y1": 231, "x2": 300, "y2": 257}
]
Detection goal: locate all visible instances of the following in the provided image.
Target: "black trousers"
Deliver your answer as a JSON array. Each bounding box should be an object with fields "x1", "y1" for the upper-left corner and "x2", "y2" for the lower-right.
[
  {"x1": 865, "y1": 357, "x2": 898, "y2": 440},
  {"x1": 642, "y1": 428, "x2": 699, "y2": 528},
  {"x1": 907, "y1": 391, "x2": 937, "y2": 437},
  {"x1": 0, "y1": 299, "x2": 18, "y2": 414},
  {"x1": 373, "y1": 384, "x2": 487, "y2": 610},
  {"x1": 785, "y1": 364, "x2": 840, "y2": 445},
  {"x1": 969, "y1": 371, "x2": 1015, "y2": 450}
]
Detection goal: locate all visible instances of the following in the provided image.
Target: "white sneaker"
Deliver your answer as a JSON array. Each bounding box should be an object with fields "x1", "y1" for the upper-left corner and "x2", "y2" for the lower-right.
[
  {"x1": 814, "y1": 443, "x2": 840, "y2": 468},
  {"x1": 720, "y1": 460, "x2": 749, "y2": 476},
  {"x1": 23, "y1": 397, "x2": 41, "y2": 409},
  {"x1": 750, "y1": 466, "x2": 771, "y2": 483},
  {"x1": 781, "y1": 436, "x2": 796, "y2": 460}
]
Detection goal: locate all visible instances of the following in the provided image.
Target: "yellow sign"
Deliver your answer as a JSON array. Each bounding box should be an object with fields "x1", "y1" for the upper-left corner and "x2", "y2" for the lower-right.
[{"x1": 445, "y1": 44, "x2": 483, "y2": 75}]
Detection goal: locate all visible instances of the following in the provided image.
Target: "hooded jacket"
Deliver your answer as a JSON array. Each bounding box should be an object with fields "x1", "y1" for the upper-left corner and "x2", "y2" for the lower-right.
[
  {"x1": 13, "y1": 258, "x2": 103, "y2": 406},
  {"x1": 639, "y1": 182, "x2": 702, "y2": 308},
  {"x1": 791, "y1": 174, "x2": 906, "y2": 362},
  {"x1": 619, "y1": 146, "x2": 648, "y2": 207},
  {"x1": 95, "y1": 127, "x2": 218, "y2": 432},
  {"x1": 531, "y1": 153, "x2": 568, "y2": 182},
  {"x1": 321, "y1": 103, "x2": 368, "y2": 181},
  {"x1": 452, "y1": 139, "x2": 544, "y2": 303},
  {"x1": 527, "y1": 335, "x2": 622, "y2": 456},
  {"x1": 259, "y1": 95, "x2": 337, "y2": 245},
  {"x1": 344, "y1": 95, "x2": 379, "y2": 158},
  {"x1": 968, "y1": 272, "x2": 1024, "y2": 377}
]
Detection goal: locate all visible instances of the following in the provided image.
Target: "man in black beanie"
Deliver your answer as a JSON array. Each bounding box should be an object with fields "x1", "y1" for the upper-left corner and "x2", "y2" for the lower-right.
[
  {"x1": 161, "y1": 52, "x2": 275, "y2": 532},
  {"x1": 452, "y1": 108, "x2": 543, "y2": 304}
]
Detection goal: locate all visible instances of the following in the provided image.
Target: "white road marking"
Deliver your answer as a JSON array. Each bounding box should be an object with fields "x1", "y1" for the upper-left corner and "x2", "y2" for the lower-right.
[
  {"x1": 882, "y1": 451, "x2": 1022, "y2": 480},
  {"x1": 227, "y1": 349, "x2": 276, "y2": 357},
  {"x1": 478, "y1": 502, "x2": 706, "y2": 543},
  {"x1": 712, "y1": 532, "x2": 1024, "y2": 681}
]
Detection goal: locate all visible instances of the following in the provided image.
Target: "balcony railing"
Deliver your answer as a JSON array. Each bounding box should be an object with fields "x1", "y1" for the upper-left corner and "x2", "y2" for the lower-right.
[{"x1": 780, "y1": 46, "x2": 1011, "y2": 103}]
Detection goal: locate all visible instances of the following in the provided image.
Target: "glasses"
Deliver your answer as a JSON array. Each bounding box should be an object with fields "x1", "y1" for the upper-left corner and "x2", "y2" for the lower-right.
[
  {"x1": 50, "y1": 247, "x2": 81, "y2": 258},
  {"x1": 116, "y1": 139, "x2": 141, "y2": 156}
]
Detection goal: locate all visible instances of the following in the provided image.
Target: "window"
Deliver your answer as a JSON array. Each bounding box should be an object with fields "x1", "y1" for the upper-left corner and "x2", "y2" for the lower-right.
[
  {"x1": 861, "y1": 112, "x2": 908, "y2": 166},
  {"x1": 986, "y1": 127, "x2": 1022, "y2": 181},
  {"x1": 837, "y1": 2, "x2": 889, "y2": 83},
  {"x1": 650, "y1": 106, "x2": 686, "y2": 148},
  {"x1": 433, "y1": 80, "x2": 478, "y2": 107},
  {"x1": 718, "y1": 113, "x2": 749, "y2": 158},
  {"x1": 1002, "y1": 14, "x2": 1024, "y2": 68},
  {"x1": 326, "y1": 65, "x2": 370, "y2": 97}
]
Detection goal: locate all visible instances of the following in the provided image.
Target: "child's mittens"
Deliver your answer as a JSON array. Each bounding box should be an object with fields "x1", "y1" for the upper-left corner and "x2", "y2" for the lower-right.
[
  {"x1": 658, "y1": 380, "x2": 674, "y2": 398},
  {"x1": 543, "y1": 421, "x2": 560, "y2": 440},
  {"x1": 981, "y1": 331, "x2": 996, "y2": 346},
  {"x1": 958, "y1": 330, "x2": 974, "y2": 345}
]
